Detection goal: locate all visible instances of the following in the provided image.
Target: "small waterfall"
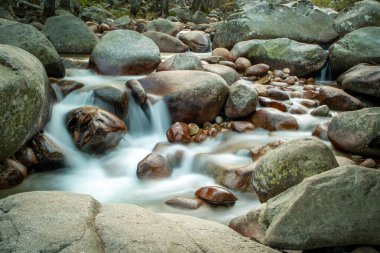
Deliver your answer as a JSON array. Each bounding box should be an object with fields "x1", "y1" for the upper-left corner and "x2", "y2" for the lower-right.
[{"x1": 317, "y1": 60, "x2": 333, "y2": 82}]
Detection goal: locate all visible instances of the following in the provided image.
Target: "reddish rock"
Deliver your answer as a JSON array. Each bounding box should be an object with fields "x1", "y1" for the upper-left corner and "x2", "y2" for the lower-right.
[
  {"x1": 360, "y1": 158, "x2": 376, "y2": 168},
  {"x1": 250, "y1": 140, "x2": 286, "y2": 161},
  {"x1": 245, "y1": 63, "x2": 270, "y2": 77},
  {"x1": 137, "y1": 153, "x2": 171, "y2": 179},
  {"x1": 212, "y1": 48, "x2": 233, "y2": 61},
  {"x1": 235, "y1": 57, "x2": 251, "y2": 73},
  {"x1": 15, "y1": 147, "x2": 38, "y2": 167},
  {"x1": 126, "y1": 79, "x2": 147, "y2": 106},
  {"x1": 66, "y1": 106, "x2": 127, "y2": 154},
  {"x1": 303, "y1": 90, "x2": 318, "y2": 99},
  {"x1": 318, "y1": 86, "x2": 363, "y2": 111},
  {"x1": 252, "y1": 108, "x2": 299, "y2": 131},
  {"x1": 0, "y1": 159, "x2": 27, "y2": 189},
  {"x1": 312, "y1": 120, "x2": 331, "y2": 141},
  {"x1": 266, "y1": 89, "x2": 290, "y2": 101},
  {"x1": 165, "y1": 197, "x2": 204, "y2": 209},
  {"x1": 299, "y1": 99, "x2": 318, "y2": 108},
  {"x1": 195, "y1": 186, "x2": 238, "y2": 205},
  {"x1": 166, "y1": 122, "x2": 192, "y2": 144},
  {"x1": 56, "y1": 80, "x2": 84, "y2": 97},
  {"x1": 193, "y1": 130, "x2": 208, "y2": 143},
  {"x1": 288, "y1": 105, "x2": 307, "y2": 114},
  {"x1": 230, "y1": 121, "x2": 256, "y2": 133},
  {"x1": 208, "y1": 127, "x2": 218, "y2": 137},
  {"x1": 258, "y1": 97, "x2": 287, "y2": 112}
]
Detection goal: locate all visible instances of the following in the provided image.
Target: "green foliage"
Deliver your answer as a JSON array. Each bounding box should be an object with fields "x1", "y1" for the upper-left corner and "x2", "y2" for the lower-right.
[{"x1": 311, "y1": 0, "x2": 363, "y2": 11}]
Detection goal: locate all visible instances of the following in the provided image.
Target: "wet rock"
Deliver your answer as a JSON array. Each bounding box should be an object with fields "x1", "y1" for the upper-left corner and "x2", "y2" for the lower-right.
[
  {"x1": 15, "y1": 147, "x2": 38, "y2": 167},
  {"x1": 252, "y1": 108, "x2": 299, "y2": 131},
  {"x1": 224, "y1": 80, "x2": 258, "y2": 118},
  {"x1": 318, "y1": 86, "x2": 363, "y2": 111},
  {"x1": 250, "y1": 140, "x2": 285, "y2": 161},
  {"x1": 212, "y1": 48, "x2": 233, "y2": 62},
  {"x1": 195, "y1": 186, "x2": 238, "y2": 205},
  {"x1": 139, "y1": 71, "x2": 228, "y2": 125},
  {"x1": 166, "y1": 122, "x2": 192, "y2": 144},
  {"x1": 288, "y1": 105, "x2": 308, "y2": 115},
  {"x1": 158, "y1": 53, "x2": 203, "y2": 71},
  {"x1": 165, "y1": 197, "x2": 204, "y2": 210},
  {"x1": 298, "y1": 99, "x2": 318, "y2": 108},
  {"x1": 360, "y1": 158, "x2": 376, "y2": 168},
  {"x1": 328, "y1": 108, "x2": 380, "y2": 158},
  {"x1": 89, "y1": 30, "x2": 160, "y2": 75},
  {"x1": 266, "y1": 89, "x2": 289, "y2": 101},
  {"x1": 137, "y1": 153, "x2": 171, "y2": 180},
  {"x1": 66, "y1": 106, "x2": 127, "y2": 154},
  {"x1": 0, "y1": 159, "x2": 27, "y2": 189},
  {"x1": 43, "y1": 15, "x2": 98, "y2": 54},
  {"x1": 188, "y1": 123, "x2": 200, "y2": 136},
  {"x1": 179, "y1": 31, "x2": 211, "y2": 52},
  {"x1": 232, "y1": 38, "x2": 328, "y2": 77},
  {"x1": 235, "y1": 57, "x2": 251, "y2": 73},
  {"x1": 245, "y1": 63, "x2": 269, "y2": 77},
  {"x1": 93, "y1": 86, "x2": 129, "y2": 120},
  {"x1": 143, "y1": 31, "x2": 188, "y2": 53},
  {"x1": 203, "y1": 64, "x2": 240, "y2": 85},
  {"x1": 126, "y1": 80, "x2": 147, "y2": 106},
  {"x1": 337, "y1": 63, "x2": 380, "y2": 98},
  {"x1": 330, "y1": 27, "x2": 380, "y2": 76},
  {"x1": 312, "y1": 119, "x2": 331, "y2": 141},
  {"x1": 333, "y1": 0, "x2": 380, "y2": 36},
  {"x1": 258, "y1": 97, "x2": 287, "y2": 112},
  {"x1": 56, "y1": 80, "x2": 84, "y2": 97},
  {"x1": 0, "y1": 45, "x2": 55, "y2": 160},
  {"x1": 251, "y1": 137, "x2": 339, "y2": 202},
  {"x1": 0, "y1": 22, "x2": 65, "y2": 78},
  {"x1": 193, "y1": 130, "x2": 208, "y2": 143},
  {"x1": 146, "y1": 18, "x2": 180, "y2": 36},
  {"x1": 311, "y1": 105, "x2": 330, "y2": 117},
  {"x1": 61, "y1": 57, "x2": 89, "y2": 69},
  {"x1": 231, "y1": 121, "x2": 256, "y2": 133},
  {"x1": 213, "y1": 1, "x2": 338, "y2": 49},
  {"x1": 230, "y1": 166, "x2": 380, "y2": 249}
]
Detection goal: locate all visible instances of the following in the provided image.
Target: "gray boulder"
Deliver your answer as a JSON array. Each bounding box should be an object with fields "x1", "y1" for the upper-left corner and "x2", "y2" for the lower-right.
[
  {"x1": 192, "y1": 10, "x2": 209, "y2": 24},
  {"x1": 333, "y1": 0, "x2": 380, "y2": 36},
  {"x1": 0, "y1": 191, "x2": 279, "y2": 253},
  {"x1": 224, "y1": 80, "x2": 259, "y2": 118},
  {"x1": 230, "y1": 166, "x2": 380, "y2": 249},
  {"x1": 203, "y1": 64, "x2": 241, "y2": 85},
  {"x1": 43, "y1": 15, "x2": 99, "y2": 54},
  {"x1": 0, "y1": 22, "x2": 65, "y2": 77},
  {"x1": 158, "y1": 53, "x2": 203, "y2": 71},
  {"x1": 139, "y1": 71, "x2": 229, "y2": 125},
  {"x1": 80, "y1": 6, "x2": 114, "y2": 24},
  {"x1": 143, "y1": 31, "x2": 188, "y2": 53},
  {"x1": 0, "y1": 45, "x2": 54, "y2": 160},
  {"x1": 329, "y1": 26, "x2": 380, "y2": 76},
  {"x1": 251, "y1": 137, "x2": 339, "y2": 202},
  {"x1": 169, "y1": 7, "x2": 193, "y2": 22},
  {"x1": 337, "y1": 63, "x2": 380, "y2": 98},
  {"x1": 89, "y1": 30, "x2": 160, "y2": 75},
  {"x1": 146, "y1": 18, "x2": 180, "y2": 36},
  {"x1": 213, "y1": 1, "x2": 338, "y2": 49},
  {"x1": 231, "y1": 38, "x2": 328, "y2": 77},
  {"x1": 328, "y1": 107, "x2": 380, "y2": 158}
]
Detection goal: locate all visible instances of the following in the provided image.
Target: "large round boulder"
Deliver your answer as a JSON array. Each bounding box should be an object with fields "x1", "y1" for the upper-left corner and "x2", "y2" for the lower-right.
[
  {"x1": 139, "y1": 71, "x2": 229, "y2": 125},
  {"x1": 230, "y1": 166, "x2": 380, "y2": 249},
  {"x1": 251, "y1": 137, "x2": 339, "y2": 202},
  {"x1": 89, "y1": 30, "x2": 161, "y2": 75},
  {"x1": 333, "y1": 0, "x2": 380, "y2": 36},
  {"x1": 213, "y1": 1, "x2": 338, "y2": 49},
  {"x1": 0, "y1": 45, "x2": 54, "y2": 161},
  {"x1": 328, "y1": 107, "x2": 380, "y2": 158},
  {"x1": 143, "y1": 31, "x2": 188, "y2": 53},
  {"x1": 231, "y1": 38, "x2": 328, "y2": 77},
  {"x1": 337, "y1": 63, "x2": 380, "y2": 98},
  {"x1": 317, "y1": 86, "x2": 363, "y2": 111},
  {"x1": 43, "y1": 15, "x2": 99, "y2": 54},
  {"x1": 329, "y1": 27, "x2": 380, "y2": 76},
  {"x1": 0, "y1": 22, "x2": 65, "y2": 78}
]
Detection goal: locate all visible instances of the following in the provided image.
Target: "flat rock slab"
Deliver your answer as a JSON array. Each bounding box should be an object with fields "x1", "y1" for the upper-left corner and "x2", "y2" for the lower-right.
[{"x1": 0, "y1": 191, "x2": 279, "y2": 253}]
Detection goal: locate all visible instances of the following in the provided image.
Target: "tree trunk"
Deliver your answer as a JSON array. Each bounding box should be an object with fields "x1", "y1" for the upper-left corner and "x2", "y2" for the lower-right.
[
  {"x1": 161, "y1": 0, "x2": 169, "y2": 18},
  {"x1": 131, "y1": 0, "x2": 141, "y2": 17},
  {"x1": 43, "y1": 0, "x2": 56, "y2": 17},
  {"x1": 60, "y1": 0, "x2": 71, "y2": 10}
]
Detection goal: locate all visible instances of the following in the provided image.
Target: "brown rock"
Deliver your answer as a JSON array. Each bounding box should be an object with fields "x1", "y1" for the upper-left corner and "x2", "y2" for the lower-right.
[
  {"x1": 100, "y1": 23, "x2": 112, "y2": 32},
  {"x1": 166, "y1": 122, "x2": 192, "y2": 144},
  {"x1": 318, "y1": 86, "x2": 363, "y2": 111},
  {"x1": 230, "y1": 121, "x2": 256, "y2": 133},
  {"x1": 266, "y1": 89, "x2": 290, "y2": 101},
  {"x1": 250, "y1": 140, "x2": 286, "y2": 161},
  {"x1": 212, "y1": 48, "x2": 233, "y2": 61},
  {"x1": 203, "y1": 64, "x2": 240, "y2": 85},
  {"x1": 312, "y1": 120, "x2": 331, "y2": 141},
  {"x1": 137, "y1": 153, "x2": 171, "y2": 179},
  {"x1": 179, "y1": 31, "x2": 211, "y2": 52},
  {"x1": 288, "y1": 105, "x2": 307, "y2": 114},
  {"x1": 252, "y1": 108, "x2": 299, "y2": 131},
  {"x1": 15, "y1": 147, "x2": 38, "y2": 167},
  {"x1": 235, "y1": 57, "x2": 251, "y2": 73},
  {"x1": 195, "y1": 186, "x2": 238, "y2": 205},
  {"x1": 219, "y1": 61, "x2": 236, "y2": 69},
  {"x1": 299, "y1": 99, "x2": 318, "y2": 108},
  {"x1": 56, "y1": 80, "x2": 85, "y2": 97},
  {"x1": 360, "y1": 158, "x2": 376, "y2": 168},
  {"x1": 0, "y1": 159, "x2": 27, "y2": 189},
  {"x1": 193, "y1": 130, "x2": 208, "y2": 143},
  {"x1": 303, "y1": 90, "x2": 318, "y2": 99},
  {"x1": 126, "y1": 79, "x2": 147, "y2": 106},
  {"x1": 66, "y1": 106, "x2": 127, "y2": 154},
  {"x1": 258, "y1": 97, "x2": 287, "y2": 112},
  {"x1": 93, "y1": 86, "x2": 129, "y2": 120},
  {"x1": 165, "y1": 197, "x2": 204, "y2": 210},
  {"x1": 245, "y1": 64, "x2": 270, "y2": 77}
]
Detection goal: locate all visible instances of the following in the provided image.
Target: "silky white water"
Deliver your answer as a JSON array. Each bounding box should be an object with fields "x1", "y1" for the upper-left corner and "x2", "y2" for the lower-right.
[{"x1": 0, "y1": 67, "x2": 330, "y2": 224}]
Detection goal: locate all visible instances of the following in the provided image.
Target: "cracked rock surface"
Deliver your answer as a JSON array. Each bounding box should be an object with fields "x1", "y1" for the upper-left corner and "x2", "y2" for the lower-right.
[{"x1": 0, "y1": 191, "x2": 278, "y2": 253}]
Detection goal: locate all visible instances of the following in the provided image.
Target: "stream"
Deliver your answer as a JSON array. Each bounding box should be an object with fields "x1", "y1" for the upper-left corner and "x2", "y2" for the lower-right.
[{"x1": 0, "y1": 53, "x2": 331, "y2": 225}]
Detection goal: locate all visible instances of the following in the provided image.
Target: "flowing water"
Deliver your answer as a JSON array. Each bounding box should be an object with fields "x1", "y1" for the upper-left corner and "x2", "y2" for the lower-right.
[{"x1": 0, "y1": 56, "x2": 331, "y2": 224}]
